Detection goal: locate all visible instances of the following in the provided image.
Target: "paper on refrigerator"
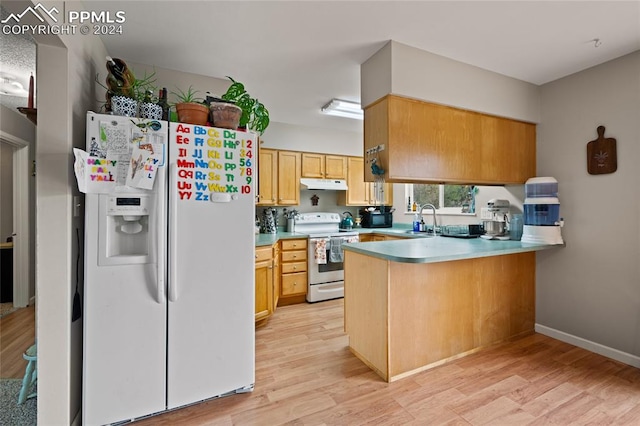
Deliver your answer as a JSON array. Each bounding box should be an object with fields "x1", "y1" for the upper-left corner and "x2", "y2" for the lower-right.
[{"x1": 75, "y1": 119, "x2": 165, "y2": 193}]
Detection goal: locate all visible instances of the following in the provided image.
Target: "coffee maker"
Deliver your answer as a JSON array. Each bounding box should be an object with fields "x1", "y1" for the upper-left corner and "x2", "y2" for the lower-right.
[{"x1": 481, "y1": 199, "x2": 510, "y2": 240}]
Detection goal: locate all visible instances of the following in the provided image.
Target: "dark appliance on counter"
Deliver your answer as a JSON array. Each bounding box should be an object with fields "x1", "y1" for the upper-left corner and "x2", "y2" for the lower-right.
[
  {"x1": 440, "y1": 224, "x2": 484, "y2": 238},
  {"x1": 359, "y1": 206, "x2": 393, "y2": 228}
]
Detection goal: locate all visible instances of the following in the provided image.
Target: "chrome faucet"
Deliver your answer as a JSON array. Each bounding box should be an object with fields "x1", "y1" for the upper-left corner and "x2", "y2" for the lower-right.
[{"x1": 419, "y1": 204, "x2": 438, "y2": 236}]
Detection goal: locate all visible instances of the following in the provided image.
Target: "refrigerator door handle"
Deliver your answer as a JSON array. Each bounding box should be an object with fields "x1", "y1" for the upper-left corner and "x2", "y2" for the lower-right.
[
  {"x1": 168, "y1": 163, "x2": 179, "y2": 302},
  {"x1": 156, "y1": 179, "x2": 165, "y2": 304}
]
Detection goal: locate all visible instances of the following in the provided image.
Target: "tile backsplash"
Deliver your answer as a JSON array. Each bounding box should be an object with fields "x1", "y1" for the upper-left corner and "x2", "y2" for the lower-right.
[{"x1": 255, "y1": 189, "x2": 360, "y2": 229}]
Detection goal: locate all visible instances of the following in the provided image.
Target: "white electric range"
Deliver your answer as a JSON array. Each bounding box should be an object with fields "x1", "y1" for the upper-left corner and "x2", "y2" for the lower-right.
[{"x1": 293, "y1": 212, "x2": 359, "y2": 302}]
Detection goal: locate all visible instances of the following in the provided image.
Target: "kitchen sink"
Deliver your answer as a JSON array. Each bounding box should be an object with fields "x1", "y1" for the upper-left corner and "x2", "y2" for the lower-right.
[{"x1": 403, "y1": 230, "x2": 436, "y2": 237}]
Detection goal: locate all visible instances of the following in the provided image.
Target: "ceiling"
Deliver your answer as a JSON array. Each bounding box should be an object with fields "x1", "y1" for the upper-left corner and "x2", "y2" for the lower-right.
[
  {"x1": 2, "y1": 1, "x2": 639, "y2": 133},
  {"x1": 0, "y1": 5, "x2": 35, "y2": 113}
]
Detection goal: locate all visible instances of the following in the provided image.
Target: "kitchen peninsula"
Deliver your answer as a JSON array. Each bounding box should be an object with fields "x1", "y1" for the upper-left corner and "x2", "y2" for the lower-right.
[{"x1": 343, "y1": 237, "x2": 558, "y2": 382}]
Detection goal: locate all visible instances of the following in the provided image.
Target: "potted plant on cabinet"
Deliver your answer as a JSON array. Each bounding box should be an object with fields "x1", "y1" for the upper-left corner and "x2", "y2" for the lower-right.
[
  {"x1": 131, "y1": 72, "x2": 162, "y2": 120},
  {"x1": 220, "y1": 76, "x2": 270, "y2": 135},
  {"x1": 171, "y1": 86, "x2": 209, "y2": 125}
]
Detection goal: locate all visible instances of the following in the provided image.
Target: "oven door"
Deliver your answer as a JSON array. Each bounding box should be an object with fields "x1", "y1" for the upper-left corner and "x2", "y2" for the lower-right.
[{"x1": 308, "y1": 237, "x2": 347, "y2": 285}]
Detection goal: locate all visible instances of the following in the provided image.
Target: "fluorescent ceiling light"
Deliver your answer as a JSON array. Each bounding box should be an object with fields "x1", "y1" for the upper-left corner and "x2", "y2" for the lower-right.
[{"x1": 321, "y1": 99, "x2": 363, "y2": 120}]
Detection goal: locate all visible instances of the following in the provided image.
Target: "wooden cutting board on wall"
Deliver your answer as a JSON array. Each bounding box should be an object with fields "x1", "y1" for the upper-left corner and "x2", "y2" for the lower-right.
[{"x1": 587, "y1": 126, "x2": 617, "y2": 175}]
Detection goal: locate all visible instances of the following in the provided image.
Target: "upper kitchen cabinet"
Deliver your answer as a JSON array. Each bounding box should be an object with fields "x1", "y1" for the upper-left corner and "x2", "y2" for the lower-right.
[
  {"x1": 338, "y1": 157, "x2": 393, "y2": 206},
  {"x1": 257, "y1": 148, "x2": 277, "y2": 206},
  {"x1": 301, "y1": 153, "x2": 347, "y2": 179},
  {"x1": 363, "y1": 95, "x2": 536, "y2": 185},
  {"x1": 277, "y1": 151, "x2": 301, "y2": 205}
]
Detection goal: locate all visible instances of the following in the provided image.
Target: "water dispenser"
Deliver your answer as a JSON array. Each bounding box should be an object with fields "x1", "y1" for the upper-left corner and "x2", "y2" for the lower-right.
[
  {"x1": 98, "y1": 194, "x2": 155, "y2": 265},
  {"x1": 521, "y1": 177, "x2": 564, "y2": 245}
]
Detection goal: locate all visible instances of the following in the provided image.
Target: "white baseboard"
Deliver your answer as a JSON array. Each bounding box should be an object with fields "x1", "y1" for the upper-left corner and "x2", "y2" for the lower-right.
[{"x1": 535, "y1": 324, "x2": 640, "y2": 368}]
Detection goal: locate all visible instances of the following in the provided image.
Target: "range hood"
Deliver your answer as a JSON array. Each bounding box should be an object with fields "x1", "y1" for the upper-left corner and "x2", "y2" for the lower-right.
[{"x1": 300, "y1": 178, "x2": 348, "y2": 190}]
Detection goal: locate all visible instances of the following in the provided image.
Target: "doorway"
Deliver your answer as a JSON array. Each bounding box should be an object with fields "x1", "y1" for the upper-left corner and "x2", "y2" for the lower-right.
[{"x1": 0, "y1": 133, "x2": 33, "y2": 309}]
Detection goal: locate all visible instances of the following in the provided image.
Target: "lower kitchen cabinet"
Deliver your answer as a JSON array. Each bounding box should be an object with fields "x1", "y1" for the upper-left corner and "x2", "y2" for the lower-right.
[
  {"x1": 345, "y1": 250, "x2": 536, "y2": 382},
  {"x1": 255, "y1": 245, "x2": 274, "y2": 326},
  {"x1": 278, "y1": 238, "x2": 308, "y2": 306},
  {"x1": 272, "y1": 243, "x2": 280, "y2": 311},
  {"x1": 359, "y1": 233, "x2": 408, "y2": 242}
]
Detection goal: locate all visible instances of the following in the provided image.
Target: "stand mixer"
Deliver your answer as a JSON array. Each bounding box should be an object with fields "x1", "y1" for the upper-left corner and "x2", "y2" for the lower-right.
[{"x1": 481, "y1": 199, "x2": 510, "y2": 240}]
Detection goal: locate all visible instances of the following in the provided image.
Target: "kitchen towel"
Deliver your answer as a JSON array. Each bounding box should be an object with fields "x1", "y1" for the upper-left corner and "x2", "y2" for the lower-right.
[
  {"x1": 329, "y1": 237, "x2": 344, "y2": 263},
  {"x1": 314, "y1": 239, "x2": 327, "y2": 264}
]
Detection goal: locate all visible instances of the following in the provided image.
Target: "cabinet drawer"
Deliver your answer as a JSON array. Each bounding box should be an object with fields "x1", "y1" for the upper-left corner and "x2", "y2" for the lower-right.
[
  {"x1": 281, "y1": 250, "x2": 307, "y2": 262},
  {"x1": 281, "y1": 272, "x2": 307, "y2": 296},
  {"x1": 281, "y1": 261, "x2": 307, "y2": 274},
  {"x1": 255, "y1": 246, "x2": 272, "y2": 262},
  {"x1": 281, "y1": 239, "x2": 307, "y2": 251}
]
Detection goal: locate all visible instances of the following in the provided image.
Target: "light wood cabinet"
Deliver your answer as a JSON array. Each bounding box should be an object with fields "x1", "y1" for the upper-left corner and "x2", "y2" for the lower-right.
[
  {"x1": 279, "y1": 238, "x2": 308, "y2": 305},
  {"x1": 301, "y1": 153, "x2": 348, "y2": 179},
  {"x1": 277, "y1": 151, "x2": 301, "y2": 205},
  {"x1": 338, "y1": 157, "x2": 393, "y2": 206},
  {"x1": 257, "y1": 148, "x2": 278, "y2": 205},
  {"x1": 367, "y1": 181, "x2": 393, "y2": 206},
  {"x1": 345, "y1": 250, "x2": 536, "y2": 382},
  {"x1": 358, "y1": 233, "x2": 374, "y2": 242},
  {"x1": 272, "y1": 243, "x2": 280, "y2": 311},
  {"x1": 255, "y1": 246, "x2": 274, "y2": 324},
  {"x1": 363, "y1": 95, "x2": 536, "y2": 185},
  {"x1": 359, "y1": 233, "x2": 407, "y2": 242},
  {"x1": 325, "y1": 155, "x2": 348, "y2": 179}
]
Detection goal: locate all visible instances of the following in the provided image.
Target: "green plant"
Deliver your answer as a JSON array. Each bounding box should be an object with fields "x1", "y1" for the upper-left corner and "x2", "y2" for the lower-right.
[
  {"x1": 221, "y1": 76, "x2": 270, "y2": 134},
  {"x1": 95, "y1": 69, "x2": 157, "y2": 110},
  {"x1": 130, "y1": 71, "x2": 157, "y2": 102},
  {"x1": 170, "y1": 85, "x2": 205, "y2": 104}
]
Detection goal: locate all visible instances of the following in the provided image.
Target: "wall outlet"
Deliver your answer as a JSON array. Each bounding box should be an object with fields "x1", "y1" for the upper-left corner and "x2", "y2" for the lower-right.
[{"x1": 480, "y1": 208, "x2": 493, "y2": 220}]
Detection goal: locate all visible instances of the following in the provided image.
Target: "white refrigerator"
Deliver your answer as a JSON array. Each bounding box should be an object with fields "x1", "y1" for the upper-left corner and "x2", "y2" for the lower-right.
[{"x1": 82, "y1": 112, "x2": 255, "y2": 425}]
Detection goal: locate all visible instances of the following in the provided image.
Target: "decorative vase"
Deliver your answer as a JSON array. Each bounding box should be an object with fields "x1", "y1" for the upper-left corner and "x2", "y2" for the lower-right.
[
  {"x1": 139, "y1": 102, "x2": 162, "y2": 120},
  {"x1": 175, "y1": 102, "x2": 209, "y2": 125},
  {"x1": 111, "y1": 96, "x2": 138, "y2": 117}
]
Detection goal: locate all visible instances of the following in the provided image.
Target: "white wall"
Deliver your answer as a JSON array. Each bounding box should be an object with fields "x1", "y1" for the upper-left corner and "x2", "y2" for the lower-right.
[
  {"x1": 362, "y1": 40, "x2": 541, "y2": 123},
  {"x1": 536, "y1": 51, "x2": 640, "y2": 364},
  {"x1": 261, "y1": 121, "x2": 362, "y2": 157},
  {"x1": 125, "y1": 60, "x2": 231, "y2": 108}
]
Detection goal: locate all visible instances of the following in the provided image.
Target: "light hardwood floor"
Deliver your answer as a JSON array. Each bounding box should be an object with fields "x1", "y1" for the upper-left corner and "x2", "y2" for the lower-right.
[
  {"x1": 2, "y1": 301, "x2": 639, "y2": 425},
  {"x1": 0, "y1": 305, "x2": 35, "y2": 379},
  {"x1": 137, "y1": 299, "x2": 640, "y2": 425}
]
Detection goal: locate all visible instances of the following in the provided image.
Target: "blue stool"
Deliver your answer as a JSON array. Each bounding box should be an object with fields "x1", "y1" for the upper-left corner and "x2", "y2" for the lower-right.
[{"x1": 18, "y1": 343, "x2": 37, "y2": 404}]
